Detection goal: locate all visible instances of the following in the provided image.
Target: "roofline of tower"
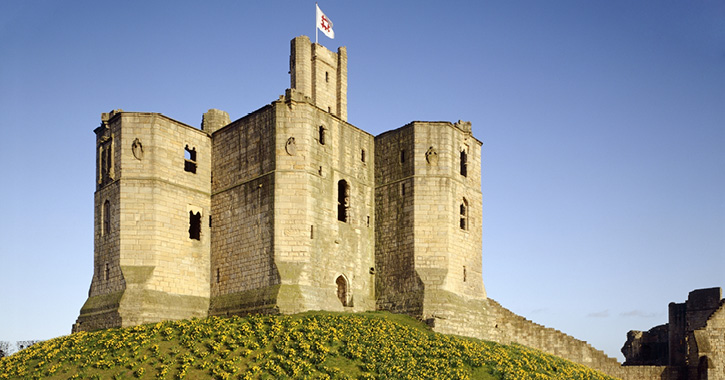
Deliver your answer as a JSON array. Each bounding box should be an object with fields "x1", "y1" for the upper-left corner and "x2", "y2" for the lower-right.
[
  {"x1": 375, "y1": 120, "x2": 483, "y2": 145},
  {"x1": 94, "y1": 111, "x2": 208, "y2": 137}
]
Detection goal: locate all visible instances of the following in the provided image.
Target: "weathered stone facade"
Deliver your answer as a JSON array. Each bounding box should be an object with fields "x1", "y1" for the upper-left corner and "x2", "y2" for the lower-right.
[
  {"x1": 622, "y1": 288, "x2": 725, "y2": 380},
  {"x1": 73, "y1": 35, "x2": 723, "y2": 380}
]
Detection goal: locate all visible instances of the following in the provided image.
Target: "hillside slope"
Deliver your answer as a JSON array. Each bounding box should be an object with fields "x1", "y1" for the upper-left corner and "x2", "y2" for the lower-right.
[{"x1": 0, "y1": 312, "x2": 618, "y2": 380}]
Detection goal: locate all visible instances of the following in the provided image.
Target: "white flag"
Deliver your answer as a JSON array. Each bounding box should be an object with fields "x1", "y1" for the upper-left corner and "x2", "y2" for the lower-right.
[{"x1": 316, "y1": 4, "x2": 334, "y2": 39}]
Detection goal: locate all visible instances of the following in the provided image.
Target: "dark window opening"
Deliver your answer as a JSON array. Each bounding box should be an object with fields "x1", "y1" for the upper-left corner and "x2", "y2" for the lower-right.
[
  {"x1": 336, "y1": 275, "x2": 350, "y2": 307},
  {"x1": 103, "y1": 200, "x2": 111, "y2": 236},
  {"x1": 361, "y1": 149, "x2": 366, "y2": 163},
  {"x1": 460, "y1": 198, "x2": 468, "y2": 230},
  {"x1": 184, "y1": 145, "x2": 197, "y2": 173},
  {"x1": 400, "y1": 149, "x2": 406, "y2": 163},
  {"x1": 310, "y1": 225, "x2": 314, "y2": 239},
  {"x1": 337, "y1": 180, "x2": 350, "y2": 223},
  {"x1": 209, "y1": 215, "x2": 212, "y2": 227},
  {"x1": 366, "y1": 216, "x2": 370, "y2": 227},
  {"x1": 401, "y1": 182, "x2": 406, "y2": 196},
  {"x1": 325, "y1": 71, "x2": 329, "y2": 83},
  {"x1": 319, "y1": 126, "x2": 326, "y2": 145},
  {"x1": 463, "y1": 266, "x2": 467, "y2": 282},
  {"x1": 216, "y1": 268, "x2": 221, "y2": 284},
  {"x1": 460, "y1": 150, "x2": 468, "y2": 177},
  {"x1": 104, "y1": 263, "x2": 110, "y2": 281},
  {"x1": 189, "y1": 211, "x2": 201, "y2": 240}
]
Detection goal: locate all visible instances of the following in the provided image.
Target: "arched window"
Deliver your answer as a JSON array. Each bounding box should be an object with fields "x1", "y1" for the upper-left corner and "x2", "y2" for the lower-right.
[
  {"x1": 460, "y1": 149, "x2": 468, "y2": 177},
  {"x1": 337, "y1": 180, "x2": 349, "y2": 222},
  {"x1": 103, "y1": 200, "x2": 111, "y2": 236},
  {"x1": 460, "y1": 198, "x2": 468, "y2": 231},
  {"x1": 336, "y1": 275, "x2": 350, "y2": 306},
  {"x1": 319, "y1": 126, "x2": 326, "y2": 145}
]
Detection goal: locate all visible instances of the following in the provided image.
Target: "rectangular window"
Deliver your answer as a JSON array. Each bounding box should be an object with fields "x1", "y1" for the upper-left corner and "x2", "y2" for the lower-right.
[
  {"x1": 184, "y1": 145, "x2": 197, "y2": 173},
  {"x1": 189, "y1": 211, "x2": 201, "y2": 240},
  {"x1": 400, "y1": 149, "x2": 406, "y2": 163},
  {"x1": 460, "y1": 149, "x2": 468, "y2": 177},
  {"x1": 338, "y1": 180, "x2": 349, "y2": 223}
]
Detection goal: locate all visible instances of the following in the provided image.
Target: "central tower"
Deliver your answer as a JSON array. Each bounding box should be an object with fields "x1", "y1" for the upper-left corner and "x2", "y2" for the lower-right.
[{"x1": 208, "y1": 36, "x2": 375, "y2": 315}]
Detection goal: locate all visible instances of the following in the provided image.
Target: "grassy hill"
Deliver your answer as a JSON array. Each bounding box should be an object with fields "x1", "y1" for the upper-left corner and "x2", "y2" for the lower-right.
[{"x1": 0, "y1": 312, "x2": 617, "y2": 380}]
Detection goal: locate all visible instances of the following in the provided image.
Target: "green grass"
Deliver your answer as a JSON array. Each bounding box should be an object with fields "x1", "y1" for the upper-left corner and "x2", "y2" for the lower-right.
[{"x1": 0, "y1": 312, "x2": 618, "y2": 380}]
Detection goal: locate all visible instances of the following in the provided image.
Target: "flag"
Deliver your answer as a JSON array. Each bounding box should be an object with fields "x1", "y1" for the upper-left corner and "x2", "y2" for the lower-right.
[{"x1": 316, "y1": 4, "x2": 334, "y2": 39}]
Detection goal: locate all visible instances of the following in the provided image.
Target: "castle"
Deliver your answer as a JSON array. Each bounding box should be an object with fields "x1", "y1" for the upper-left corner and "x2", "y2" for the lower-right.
[{"x1": 74, "y1": 36, "x2": 724, "y2": 380}]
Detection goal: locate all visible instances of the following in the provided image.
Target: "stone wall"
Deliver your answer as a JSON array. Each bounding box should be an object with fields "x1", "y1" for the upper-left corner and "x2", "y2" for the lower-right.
[
  {"x1": 209, "y1": 105, "x2": 278, "y2": 315},
  {"x1": 697, "y1": 303, "x2": 725, "y2": 380}
]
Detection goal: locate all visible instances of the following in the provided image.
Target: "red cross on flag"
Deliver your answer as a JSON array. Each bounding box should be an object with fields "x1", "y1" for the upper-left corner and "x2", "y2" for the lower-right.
[{"x1": 316, "y1": 4, "x2": 334, "y2": 39}]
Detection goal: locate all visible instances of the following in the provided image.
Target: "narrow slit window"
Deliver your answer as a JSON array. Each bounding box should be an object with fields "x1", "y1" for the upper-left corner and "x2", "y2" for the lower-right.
[
  {"x1": 460, "y1": 198, "x2": 468, "y2": 230},
  {"x1": 325, "y1": 71, "x2": 329, "y2": 83},
  {"x1": 189, "y1": 211, "x2": 201, "y2": 240},
  {"x1": 463, "y1": 266, "x2": 467, "y2": 282},
  {"x1": 400, "y1": 149, "x2": 406, "y2": 163},
  {"x1": 310, "y1": 225, "x2": 314, "y2": 239},
  {"x1": 103, "y1": 200, "x2": 111, "y2": 236},
  {"x1": 460, "y1": 149, "x2": 468, "y2": 177},
  {"x1": 319, "y1": 126, "x2": 326, "y2": 145},
  {"x1": 184, "y1": 145, "x2": 197, "y2": 173},
  {"x1": 337, "y1": 180, "x2": 350, "y2": 223},
  {"x1": 216, "y1": 268, "x2": 221, "y2": 284},
  {"x1": 361, "y1": 149, "x2": 366, "y2": 163},
  {"x1": 104, "y1": 263, "x2": 110, "y2": 281}
]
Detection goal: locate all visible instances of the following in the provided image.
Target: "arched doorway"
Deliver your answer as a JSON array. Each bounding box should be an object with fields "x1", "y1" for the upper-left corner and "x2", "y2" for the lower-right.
[{"x1": 336, "y1": 275, "x2": 350, "y2": 306}]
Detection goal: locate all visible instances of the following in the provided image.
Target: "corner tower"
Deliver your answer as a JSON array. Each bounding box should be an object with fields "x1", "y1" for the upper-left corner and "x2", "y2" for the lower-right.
[
  {"x1": 74, "y1": 110, "x2": 211, "y2": 332},
  {"x1": 375, "y1": 121, "x2": 486, "y2": 327}
]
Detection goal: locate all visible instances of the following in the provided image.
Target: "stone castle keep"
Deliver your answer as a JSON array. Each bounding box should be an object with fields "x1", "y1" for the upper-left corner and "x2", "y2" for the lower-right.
[{"x1": 74, "y1": 36, "x2": 723, "y2": 380}]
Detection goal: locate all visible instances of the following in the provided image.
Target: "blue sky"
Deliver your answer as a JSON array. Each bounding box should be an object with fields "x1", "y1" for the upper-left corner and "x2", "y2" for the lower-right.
[{"x1": 0, "y1": 1, "x2": 723, "y2": 361}]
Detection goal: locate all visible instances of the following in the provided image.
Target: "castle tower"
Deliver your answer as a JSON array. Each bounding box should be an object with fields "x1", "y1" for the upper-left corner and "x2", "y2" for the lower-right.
[
  {"x1": 374, "y1": 121, "x2": 486, "y2": 326},
  {"x1": 208, "y1": 36, "x2": 375, "y2": 316},
  {"x1": 290, "y1": 35, "x2": 348, "y2": 121},
  {"x1": 74, "y1": 110, "x2": 211, "y2": 332}
]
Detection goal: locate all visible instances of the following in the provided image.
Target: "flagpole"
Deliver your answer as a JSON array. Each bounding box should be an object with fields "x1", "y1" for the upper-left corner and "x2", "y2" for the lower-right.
[{"x1": 315, "y1": 2, "x2": 318, "y2": 44}]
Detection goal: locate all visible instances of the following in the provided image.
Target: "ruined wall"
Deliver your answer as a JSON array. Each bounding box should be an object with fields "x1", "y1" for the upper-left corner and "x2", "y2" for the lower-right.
[
  {"x1": 622, "y1": 324, "x2": 669, "y2": 366},
  {"x1": 696, "y1": 303, "x2": 725, "y2": 380}
]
